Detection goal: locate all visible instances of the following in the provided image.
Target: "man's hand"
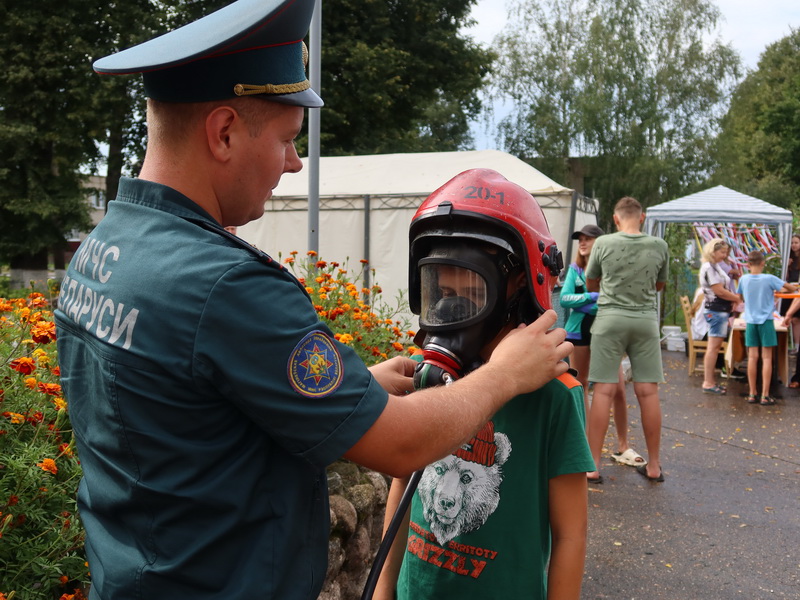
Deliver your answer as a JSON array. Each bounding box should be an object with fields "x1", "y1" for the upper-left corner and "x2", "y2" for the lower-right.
[
  {"x1": 485, "y1": 309, "x2": 572, "y2": 397},
  {"x1": 369, "y1": 356, "x2": 416, "y2": 396}
]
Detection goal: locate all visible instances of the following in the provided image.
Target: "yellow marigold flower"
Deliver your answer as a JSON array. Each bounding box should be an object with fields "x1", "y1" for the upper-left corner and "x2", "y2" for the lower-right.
[
  {"x1": 319, "y1": 293, "x2": 328, "y2": 300},
  {"x1": 37, "y1": 458, "x2": 58, "y2": 475},
  {"x1": 25, "y1": 377, "x2": 38, "y2": 389},
  {"x1": 337, "y1": 333, "x2": 354, "y2": 345},
  {"x1": 53, "y1": 397, "x2": 68, "y2": 411}
]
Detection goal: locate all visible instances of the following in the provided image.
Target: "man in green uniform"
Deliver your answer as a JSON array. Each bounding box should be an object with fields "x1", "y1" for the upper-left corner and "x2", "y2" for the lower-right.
[
  {"x1": 585, "y1": 196, "x2": 670, "y2": 483},
  {"x1": 54, "y1": 1, "x2": 573, "y2": 598}
]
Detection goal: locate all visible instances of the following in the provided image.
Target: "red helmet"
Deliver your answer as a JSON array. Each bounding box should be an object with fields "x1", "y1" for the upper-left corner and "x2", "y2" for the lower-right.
[{"x1": 409, "y1": 168, "x2": 562, "y2": 322}]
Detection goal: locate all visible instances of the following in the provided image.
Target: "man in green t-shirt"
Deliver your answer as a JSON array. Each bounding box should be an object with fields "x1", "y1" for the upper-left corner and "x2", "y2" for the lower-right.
[{"x1": 585, "y1": 197, "x2": 670, "y2": 483}]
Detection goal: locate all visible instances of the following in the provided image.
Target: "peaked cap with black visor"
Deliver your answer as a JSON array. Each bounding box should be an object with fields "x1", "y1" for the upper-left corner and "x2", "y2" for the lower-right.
[
  {"x1": 408, "y1": 169, "x2": 563, "y2": 385},
  {"x1": 92, "y1": 0, "x2": 323, "y2": 108}
]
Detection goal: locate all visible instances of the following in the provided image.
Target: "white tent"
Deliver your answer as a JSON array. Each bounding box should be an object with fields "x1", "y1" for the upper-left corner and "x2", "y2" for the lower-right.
[
  {"x1": 239, "y1": 150, "x2": 598, "y2": 312},
  {"x1": 643, "y1": 185, "x2": 794, "y2": 277}
]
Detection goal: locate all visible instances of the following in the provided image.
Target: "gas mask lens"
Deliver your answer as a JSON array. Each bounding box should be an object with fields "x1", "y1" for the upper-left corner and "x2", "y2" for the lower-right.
[{"x1": 420, "y1": 264, "x2": 489, "y2": 327}]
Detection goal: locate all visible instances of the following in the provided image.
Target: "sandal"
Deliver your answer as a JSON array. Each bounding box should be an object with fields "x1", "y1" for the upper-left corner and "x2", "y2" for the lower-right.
[
  {"x1": 702, "y1": 384, "x2": 726, "y2": 395},
  {"x1": 760, "y1": 395, "x2": 777, "y2": 406},
  {"x1": 746, "y1": 394, "x2": 759, "y2": 404},
  {"x1": 789, "y1": 381, "x2": 800, "y2": 389},
  {"x1": 612, "y1": 448, "x2": 647, "y2": 466}
]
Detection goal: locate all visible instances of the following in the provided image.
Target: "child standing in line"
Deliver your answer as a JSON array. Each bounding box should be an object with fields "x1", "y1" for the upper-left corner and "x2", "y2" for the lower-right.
[{"x1": 738, "y1": 251, "x2": 798, "y2": 405}]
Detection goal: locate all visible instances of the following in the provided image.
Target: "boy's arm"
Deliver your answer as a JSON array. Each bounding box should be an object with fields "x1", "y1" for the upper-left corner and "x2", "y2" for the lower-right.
[
  {"x1": 781, "y1": 281, "x2": 799, "y2": 293},
  {"x1": 546, "y1": 472, "x2": 588, "y2": 600},
  {"x1": 373, "y1": 476, "x2": 412, "y2": 600}
]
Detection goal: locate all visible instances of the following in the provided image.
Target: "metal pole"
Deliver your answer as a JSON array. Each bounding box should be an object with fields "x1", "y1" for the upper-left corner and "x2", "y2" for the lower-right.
[
  {"x1": 363, "y1": 194, "x2": 371, "y2": 290},
  {"x1": 307, "y1": 0, "x2": 322, "y2": 252},
  {"x1": 564, "y1": 190, "x2": 579, "y2": 269}
]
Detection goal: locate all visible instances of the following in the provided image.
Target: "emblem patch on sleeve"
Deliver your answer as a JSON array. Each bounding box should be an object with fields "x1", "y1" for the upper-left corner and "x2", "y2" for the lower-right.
[{"x1": 287, "y1": 331, "x2": 344, "y2": 397}]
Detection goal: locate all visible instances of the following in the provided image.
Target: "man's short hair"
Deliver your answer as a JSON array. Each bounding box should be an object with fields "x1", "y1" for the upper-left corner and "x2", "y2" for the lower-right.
[
  {"x1": 747, "y1": 250, "x2": 765, "y2": 265},
  {"x1": 614, "y1": 196, "x2": 642, "y2": 220}
]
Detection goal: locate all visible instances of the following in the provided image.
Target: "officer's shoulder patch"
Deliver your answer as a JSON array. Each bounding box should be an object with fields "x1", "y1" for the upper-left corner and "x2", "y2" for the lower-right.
[
  {"x1": 556, "y1": 371, "x2": 582, "y2": 390},
  {"x1": 287, "y1": 331, "x2": 344, "y2": 398}
]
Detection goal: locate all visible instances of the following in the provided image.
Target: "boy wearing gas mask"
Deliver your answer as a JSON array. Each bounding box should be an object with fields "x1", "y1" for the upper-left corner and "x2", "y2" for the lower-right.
[{"x1": 375, "y1": 169, "x2": 595, "y2": 600}]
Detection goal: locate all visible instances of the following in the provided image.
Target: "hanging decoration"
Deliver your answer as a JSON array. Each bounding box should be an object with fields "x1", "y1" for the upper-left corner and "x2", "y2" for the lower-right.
[{"x1": 692, "y1": 222, "x2": 780, "y2": 271}]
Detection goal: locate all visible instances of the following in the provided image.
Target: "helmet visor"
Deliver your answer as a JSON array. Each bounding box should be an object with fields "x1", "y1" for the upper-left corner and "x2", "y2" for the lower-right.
[{"x1": 420, "y1": 263, "x2": 489, "y2": 327}]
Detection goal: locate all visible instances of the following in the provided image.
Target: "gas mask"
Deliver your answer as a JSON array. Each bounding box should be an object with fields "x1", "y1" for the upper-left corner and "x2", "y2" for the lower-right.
[{"x1": 412, "y1": 241, "x2": 527, "y2": 388}]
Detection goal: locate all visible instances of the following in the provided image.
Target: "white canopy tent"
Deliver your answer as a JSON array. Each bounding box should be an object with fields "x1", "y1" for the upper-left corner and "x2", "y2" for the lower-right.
[
  {"x1": 239, "y1": 150, "x2": 598, "y2": 312},
  {"x1": 643, "y1": 185, "x2": 794, "y2": 277}
]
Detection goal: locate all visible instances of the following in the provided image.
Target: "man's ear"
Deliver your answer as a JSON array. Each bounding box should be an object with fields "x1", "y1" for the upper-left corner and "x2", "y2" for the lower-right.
[{"x1": 205, "y1": 106, "x2": 238, "y2": 162}]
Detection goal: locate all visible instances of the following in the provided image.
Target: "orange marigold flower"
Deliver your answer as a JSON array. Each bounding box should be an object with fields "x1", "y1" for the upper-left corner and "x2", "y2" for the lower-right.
[
  {"x1": 359, "y1": 259, "x2": 369, "y2": 264},
  {"x1": 315, "y1": 260, "x2": 327, "y2": 268},
  {"x1": 7, "y1": 495, "x2": 18, "y2": 506},
  {"x1": 336, "y1": 333, "x2": 354, "y2": 345},
  {"x1": 283, "y1": 257, "x2": 295, "y2": 264},
  {"x1": 37, "y1": 458, "x2": 58, "y2": 474},
  {"x1": 372, "y1": 286, "x2": 383, "y2": 294},
  {"x1": 306, "y1": 250, "x2": 318, "y2": 257},
  {"x1": 392, "y1": 327, "x2": 401, "y2": 336},
  {"x1": 31, "y1": 320, "x2": 56, "y2": 344},
  {"x1": 38, "y1": 382, "x2": 62, "y2": 396},
  {"x1": 59, "y1": 443, "x2": 74, "y2": 458},
  {"x1": 51, "y1": 366, "x2": 61, "y2": 376},
  {"x1": 392, "y1": 342, "x2": 404, "y2": 352},
  {"x1": 60, "y1": 575, "x2": 69, "y2": 585},
  {"x1": 28, "y1": 292, "x2": 48, "y2": 308},
  {"x1": 315, "y1": 276, "x2": 324, "y2": 284},
  {"x1": 0, "y1": 299, "x2": 12, "y2": 311},
  {"x1": 361, "y1": 288, "x2": 370, "y2": 295},
  {"x1": 25, "y1": 377, "x2": 37, "y2": 389},
  {"x1": 10, "y1": 357, "x2": 36, "y2": 374},
  {"x1": 290, "y1": 250, "x2": 298, "y2": 256},
  {"x1": 331, "y1": 261, "x2": 340, "y2": 268},
  {"x1": 319, "y1": 293, "x2": 328, "y2": 300},
  {"x1": 406, "y1": 330, "x2": 416, "y2": 337},
  {"x1": 305, "y1": 287, "x2": 315, "y2": 294},
  {"x1": 3, "y1": 412, "x2": 25, "y2": 424}
]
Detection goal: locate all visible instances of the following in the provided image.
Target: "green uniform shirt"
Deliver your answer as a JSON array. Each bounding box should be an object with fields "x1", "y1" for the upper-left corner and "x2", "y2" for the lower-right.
[
  {"x1": 585, "y1": 232, "x2": 669, "y2": 317},
  {"x1": 396, "y1": 375, "x2": 594, "y2": 599},
  {"x1": 55, "y1": 177, "x2": 388, "y2": 600}
]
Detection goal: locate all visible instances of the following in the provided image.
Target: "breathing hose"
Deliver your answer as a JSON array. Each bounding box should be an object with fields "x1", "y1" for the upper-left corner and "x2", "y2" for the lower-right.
[{"x1": 359, "y1": 356, "x2": 460, "y2": 600}]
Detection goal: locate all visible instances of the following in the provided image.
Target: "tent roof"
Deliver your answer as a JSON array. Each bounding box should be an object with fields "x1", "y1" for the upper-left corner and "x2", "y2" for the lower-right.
[
  {"x1": 644, "y1": 185, "x2": 793, "y2": 224},
  {"x1": 272, "y1": 149, "x2": 573, "y2": 198}
]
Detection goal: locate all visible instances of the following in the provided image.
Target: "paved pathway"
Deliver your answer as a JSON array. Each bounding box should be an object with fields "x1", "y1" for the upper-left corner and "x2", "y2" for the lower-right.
[{"x1": 582, "y1": 350, "x2": 800, "y2": 599}]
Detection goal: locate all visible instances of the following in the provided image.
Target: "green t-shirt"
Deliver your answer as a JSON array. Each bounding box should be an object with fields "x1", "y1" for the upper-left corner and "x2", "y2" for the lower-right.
[
  {"x1": 585, "y1": 232, "x2": 669, "y2": 316},
  {"x1": 396, "y1": 375, "x2": 594, "y2": 599}
]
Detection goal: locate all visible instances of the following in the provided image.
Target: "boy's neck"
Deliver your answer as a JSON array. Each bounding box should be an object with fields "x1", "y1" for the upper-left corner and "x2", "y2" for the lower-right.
[{"x1": 749, "y1": 264, "x2": 765, "y2": 274}]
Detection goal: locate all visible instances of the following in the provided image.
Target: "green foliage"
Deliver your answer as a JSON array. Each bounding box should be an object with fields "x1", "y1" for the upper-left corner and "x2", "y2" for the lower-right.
[
  {"x1": 491, "y1": 0, "x2": 741, "y2": 227},
  {"x1": 283, "y1": 252, "x2": 417, "y2": 365},
  {"x1": 712, "y1": 29, "x2": 800, "y2": 208},
  {"x1": 306, "y1": 0, "x2": 494, "y2": 155},
  {"x1": 0, "y1": 293, "x2": 88, "y2": 599}
]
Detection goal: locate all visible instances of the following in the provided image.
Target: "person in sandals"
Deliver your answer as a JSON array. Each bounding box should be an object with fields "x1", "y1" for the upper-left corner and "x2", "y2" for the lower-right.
[{"x1": 738, "y1": 250, "x2": 798, "y2": 405}]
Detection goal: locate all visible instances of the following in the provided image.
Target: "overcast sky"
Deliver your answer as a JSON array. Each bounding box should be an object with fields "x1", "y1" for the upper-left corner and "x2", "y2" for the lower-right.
[{"x1": 466, "y1": 0, "x2": 800, "y2": 148}]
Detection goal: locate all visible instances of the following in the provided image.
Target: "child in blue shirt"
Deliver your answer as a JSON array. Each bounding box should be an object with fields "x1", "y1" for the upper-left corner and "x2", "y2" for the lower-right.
[{"x1": 737, "y1": 250, "x2": 798, "y2": 405}]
